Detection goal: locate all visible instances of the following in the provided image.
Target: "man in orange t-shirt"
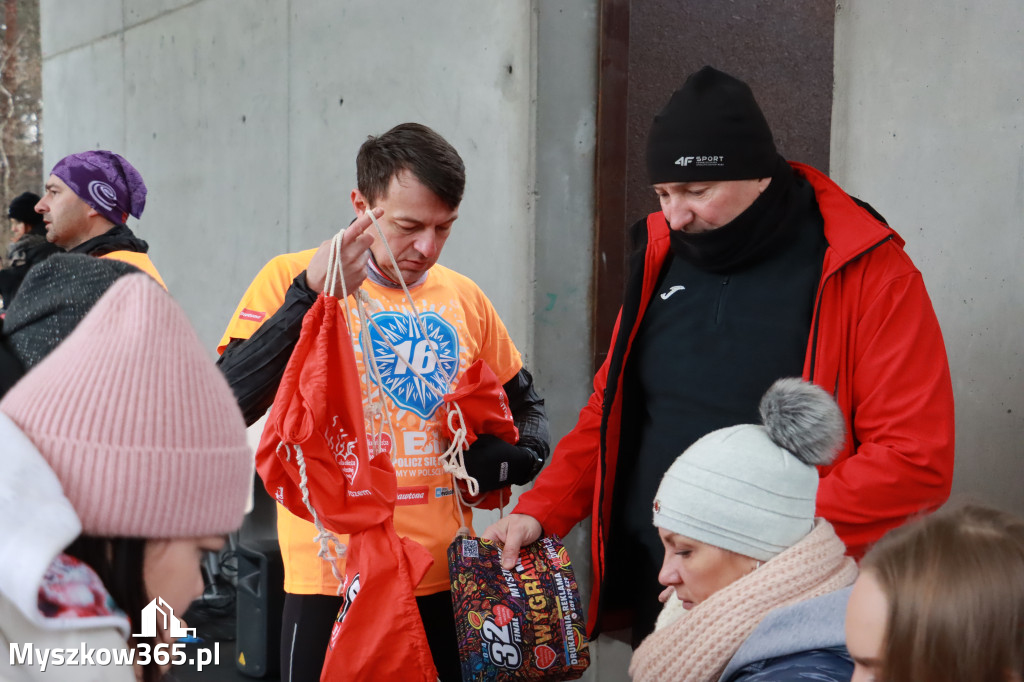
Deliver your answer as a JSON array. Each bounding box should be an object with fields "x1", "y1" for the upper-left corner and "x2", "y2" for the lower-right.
[{"x1": 217, "y1": 123, "x2": 549, "y2": 682}]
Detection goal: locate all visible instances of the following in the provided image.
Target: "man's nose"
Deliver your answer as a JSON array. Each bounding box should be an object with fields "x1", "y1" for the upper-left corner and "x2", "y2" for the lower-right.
[
  {"x1": 414, "y1": 229, "x2": 440, "y2": 259},
  {"x1": 663, "y1": 197, "x2": 693, "y2": 231},
  {"x1": 34, "y1": 199, "x2": 46, "y2": 214}
]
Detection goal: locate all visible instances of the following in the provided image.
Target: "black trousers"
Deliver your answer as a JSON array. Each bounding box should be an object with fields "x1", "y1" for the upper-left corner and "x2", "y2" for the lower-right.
[{"x1": 279, "y1": 591, "x2": 461, "y2": 681}]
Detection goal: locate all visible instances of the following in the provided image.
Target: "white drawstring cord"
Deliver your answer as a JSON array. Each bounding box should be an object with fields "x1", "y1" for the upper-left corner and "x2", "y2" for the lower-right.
[
  {"x1": 361, "y1": 210, "x2": 479, "y2": 534},
  {"x1": 331, "y1": 229, "x2": 399, "y2": 458},
  {"x1": 280, "y1": 442, "x2": 347, "y2": 592},
  {"x1": 284, "y1": 230, "x2": 373, "y2": 595}
]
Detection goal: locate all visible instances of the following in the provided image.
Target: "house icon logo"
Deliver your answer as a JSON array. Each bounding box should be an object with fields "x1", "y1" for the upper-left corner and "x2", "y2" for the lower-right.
[{"x1": 132, "y1": 597, "x2": 196, "y2": 639}]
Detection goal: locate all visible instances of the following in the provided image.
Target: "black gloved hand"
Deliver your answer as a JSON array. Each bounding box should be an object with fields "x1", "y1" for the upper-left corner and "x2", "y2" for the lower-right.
[{"x1": 463, "y1": 433, "x2": 540, "y2": 494}]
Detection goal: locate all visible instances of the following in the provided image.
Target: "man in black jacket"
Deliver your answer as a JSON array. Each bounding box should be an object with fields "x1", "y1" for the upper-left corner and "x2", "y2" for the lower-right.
[{"x1": 1, "y1": 192, "x2": 60, "y2": 304}]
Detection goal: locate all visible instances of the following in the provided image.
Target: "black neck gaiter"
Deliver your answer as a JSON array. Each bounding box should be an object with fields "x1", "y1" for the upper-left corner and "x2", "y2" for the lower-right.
[
  {"x1": 669, "y1": 157, "x2": 801, "y2": 273},
  {"x1": 68, "y1": 224, "x2": 150, "y2": 257}
]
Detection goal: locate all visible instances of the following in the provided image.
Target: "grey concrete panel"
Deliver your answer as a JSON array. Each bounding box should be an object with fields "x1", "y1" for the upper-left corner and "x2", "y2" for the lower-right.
[
  {"x1": 40, "y1": 33, "x2": 126, "y2": 172},
  {"x1": 534, "y1": 3, "x2": 608, "y2": 679},
  {"x1": 41, "y1": 1, "x2": 536, "y2": 356},
  {"x1": 286, "y1": 2, "x2": 536, "y2": 349},
  {"x1": 121, "y1": 0, "x2": 291, "y2": 351},
  {"x1": 534, "y1": 0, "x2": 602, "y2": 672},
  {"x1": 39, "y1": 0, "x2": 123, "y2": 58},
  {"x1": 125, "y1": 0, "x2": 195, "y2": 27},
  {"x1": 833, "y1": 1, "x2": 1024, "y2": 516},
  {"x1": 535, "y1": 0, "x2": 598, "y2": 417}
]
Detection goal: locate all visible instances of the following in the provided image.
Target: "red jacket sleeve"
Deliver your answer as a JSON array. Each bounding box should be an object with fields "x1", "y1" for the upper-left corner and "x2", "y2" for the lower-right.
[
  {"x1": 816, "y1": 269, "x2": 955, "y2": 558},
  {"x1": 513, "y1": 314, "x2": 623, "y2": 538}
]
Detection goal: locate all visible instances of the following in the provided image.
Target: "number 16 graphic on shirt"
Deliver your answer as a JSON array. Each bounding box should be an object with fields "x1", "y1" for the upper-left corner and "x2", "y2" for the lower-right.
[{"x1": 362, "y1": 311, "x2": 460, "y2": 419}]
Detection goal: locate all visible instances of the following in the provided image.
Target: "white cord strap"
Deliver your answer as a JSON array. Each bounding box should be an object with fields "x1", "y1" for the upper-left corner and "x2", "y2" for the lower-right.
[
  {"x1": 360, "y1": 210, "x2": 479, "y2": 534},
  {"x1": 328, "y1": 228, "x2": 397, "y2": 460},
  {"x1": 279, "y1": 442, "x2": 347, "y2": 591}
]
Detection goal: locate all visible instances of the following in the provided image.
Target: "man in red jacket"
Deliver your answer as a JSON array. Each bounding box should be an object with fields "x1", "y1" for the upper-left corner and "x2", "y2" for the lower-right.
[{"x1": 484, "y1": 66, "x2": 955, "y2": 644}]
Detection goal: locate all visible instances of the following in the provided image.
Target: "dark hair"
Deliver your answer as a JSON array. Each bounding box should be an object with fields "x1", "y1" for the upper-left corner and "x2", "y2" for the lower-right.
[
  {"x1": 64, "y1": 536, "x2": 161, "y2": 682},
  {"x1": 861, "y1": 504, "x2": 1024, "y2": 682},
  {"x1": 355, "y1": 122, "x2": 465, "y2": 210}
]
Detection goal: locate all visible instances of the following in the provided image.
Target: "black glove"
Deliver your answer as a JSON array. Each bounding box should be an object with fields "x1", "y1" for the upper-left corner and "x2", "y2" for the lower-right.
[{"x1": 463, "y1": 433, "x2": 541, "y2": 493}]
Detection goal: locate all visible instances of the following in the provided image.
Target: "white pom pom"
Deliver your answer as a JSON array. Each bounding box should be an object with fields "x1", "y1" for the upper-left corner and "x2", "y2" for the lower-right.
[{"x1": 759, "y1": 378, "x2": 845, "y2": 466}]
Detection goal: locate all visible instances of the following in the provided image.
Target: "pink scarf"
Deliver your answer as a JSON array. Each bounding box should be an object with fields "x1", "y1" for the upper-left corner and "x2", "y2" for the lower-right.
[{"x1": 629, "y1": 520, "x2": 857, "y2": 682}]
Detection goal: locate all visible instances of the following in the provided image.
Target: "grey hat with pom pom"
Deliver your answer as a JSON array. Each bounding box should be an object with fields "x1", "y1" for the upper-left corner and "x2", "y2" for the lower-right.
[{"x1": 652, "y1": 378, "x2": 845, "y2": 561}]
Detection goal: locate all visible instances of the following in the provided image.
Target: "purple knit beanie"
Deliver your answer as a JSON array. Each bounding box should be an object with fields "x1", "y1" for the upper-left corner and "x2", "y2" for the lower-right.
[
  {"x1": 0, "y1": 274, "x2": 252, "y2": 538},
  {"x1": 50, "y1": 150, "x2": 147, "y2": 226}
]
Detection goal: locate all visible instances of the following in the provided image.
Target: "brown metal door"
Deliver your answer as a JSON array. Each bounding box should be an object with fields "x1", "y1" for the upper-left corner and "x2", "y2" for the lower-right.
[{"x1": 592, "y1": 0, "x2": 835, "y2": 371}]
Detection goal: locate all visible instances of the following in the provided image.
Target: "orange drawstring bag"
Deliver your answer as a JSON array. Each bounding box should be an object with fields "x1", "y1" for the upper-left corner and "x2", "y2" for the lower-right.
[
  {"x1": 440, "y1": 359, "x2": 519, "y2": 511},
  {"x1": 255, "y1": 290, "x2": 437, "y2": 681},
  {"x1": 443, "y1": 359, "x2": 519, "y2": 447}
]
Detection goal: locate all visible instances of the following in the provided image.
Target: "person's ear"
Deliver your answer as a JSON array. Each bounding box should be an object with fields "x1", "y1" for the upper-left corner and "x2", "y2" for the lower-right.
[{"x1": 350, "y1": 189, "x2": 368, "y2": 215}]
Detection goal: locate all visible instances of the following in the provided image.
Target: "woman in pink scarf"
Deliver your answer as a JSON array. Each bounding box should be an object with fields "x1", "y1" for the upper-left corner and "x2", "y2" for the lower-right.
[{"x1": 630, "y1": 378, "x2": 857, "y2": 682}]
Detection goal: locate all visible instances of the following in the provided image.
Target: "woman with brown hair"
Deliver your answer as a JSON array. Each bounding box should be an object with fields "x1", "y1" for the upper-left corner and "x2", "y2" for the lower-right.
[{"x1": 845, "y1": 504, "x2": 1024, "y2": 682}]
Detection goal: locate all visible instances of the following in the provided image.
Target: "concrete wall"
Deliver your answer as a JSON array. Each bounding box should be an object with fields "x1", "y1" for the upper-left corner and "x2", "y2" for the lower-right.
[
  {"x1": 532, "y1": 4, "x2": 602, "y2": 678},
  {"x1": 39, "y1": 0, "x2": 540, "y2": 361},
  {"x1": 832, "y1": 1, "x2": 1024, "y2": 517}
]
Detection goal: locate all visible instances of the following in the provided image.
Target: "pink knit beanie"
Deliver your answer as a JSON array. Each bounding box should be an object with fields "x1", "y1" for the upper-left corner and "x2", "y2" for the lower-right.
[{"x1": 0, "y1": 273, "x2": 251, "y2": 538}]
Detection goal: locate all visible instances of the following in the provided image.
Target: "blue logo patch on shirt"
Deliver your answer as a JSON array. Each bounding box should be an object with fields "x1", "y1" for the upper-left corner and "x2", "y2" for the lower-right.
[{"x1": 362, "y1": 311, "x2": 460, "y2": 419}]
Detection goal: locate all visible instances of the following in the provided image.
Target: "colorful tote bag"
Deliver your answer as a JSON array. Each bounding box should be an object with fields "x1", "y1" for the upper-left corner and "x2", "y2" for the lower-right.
[{"x1": 448, "y1": 534, "x2": 590, "y2": 681}]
